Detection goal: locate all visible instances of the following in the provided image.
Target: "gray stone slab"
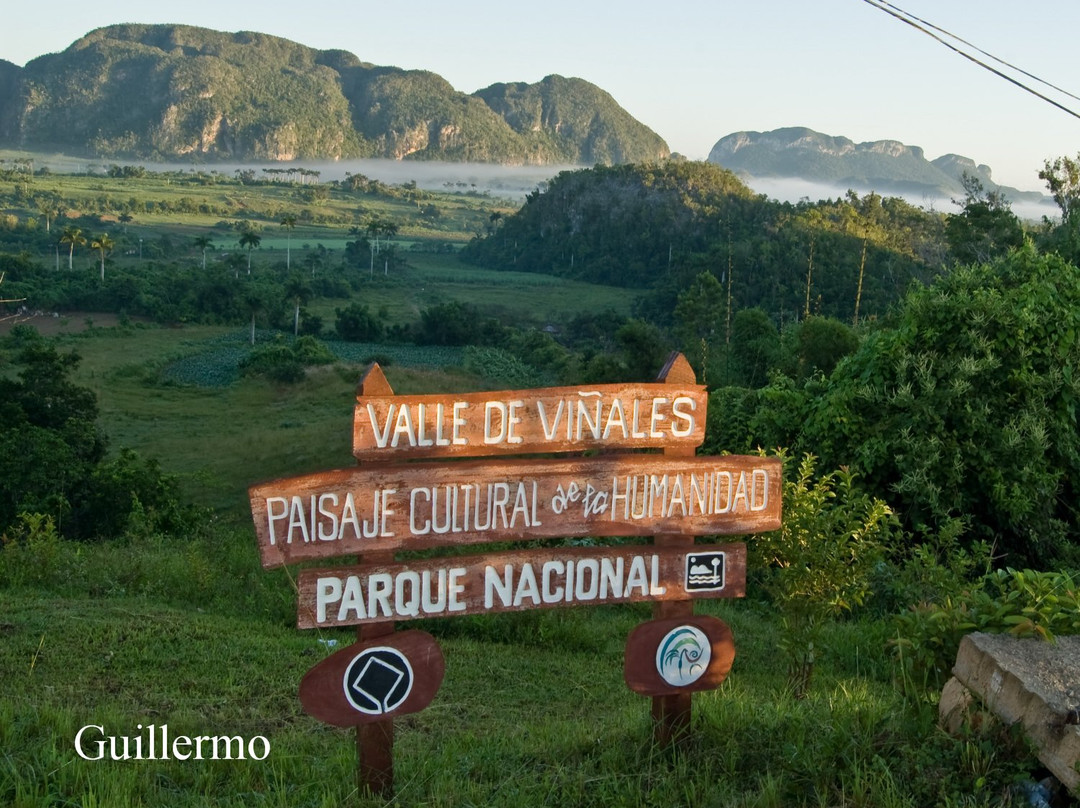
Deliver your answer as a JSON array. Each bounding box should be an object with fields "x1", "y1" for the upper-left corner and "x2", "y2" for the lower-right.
[{"x1": 951, "y1": 632, "x2": 1080, "y2": 794}]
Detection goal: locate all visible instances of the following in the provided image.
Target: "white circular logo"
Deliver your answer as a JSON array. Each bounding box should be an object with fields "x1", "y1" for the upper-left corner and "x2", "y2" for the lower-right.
[
  {"x1": 655, "y1": 625, "x2": 711, "y2": 687},
  {"x1": 343, "y1": 647, "x2": 414, "y2": 715}
]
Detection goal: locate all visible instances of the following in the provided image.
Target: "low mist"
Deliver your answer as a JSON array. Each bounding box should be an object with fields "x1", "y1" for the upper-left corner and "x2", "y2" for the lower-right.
[{"x1": 41, "y1": 155, "x2": 1059, "y2": 220}]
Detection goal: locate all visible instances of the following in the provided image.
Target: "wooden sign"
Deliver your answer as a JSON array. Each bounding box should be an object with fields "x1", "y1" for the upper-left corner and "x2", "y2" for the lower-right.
[
  {"x1": 354, "y1": 379, "x2": 708, "y2": 460},
  {"x1": 299, "y1": 630, "x2": 444, "y2": 726},
  {"x1": 295, "y1": 544, "x2": 746, "y2": 629},
  {"x1": 624, "y1": 616, "x2": 735, "y2": 696},
  {"x1": 250, "y1": 455, "x2": 779, "y2": 568}
]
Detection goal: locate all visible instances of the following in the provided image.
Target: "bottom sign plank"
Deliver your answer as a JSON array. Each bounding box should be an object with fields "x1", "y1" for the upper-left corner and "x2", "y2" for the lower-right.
[
  {"x1": 296, "y1": 544, "x2": 746, "y2": 629},
  {"x1": 299, "y1": 630, "x2": 444, "y2": 726},
  {"x1": 624, "y1": 615, "x2": 735, "y2": 696}
]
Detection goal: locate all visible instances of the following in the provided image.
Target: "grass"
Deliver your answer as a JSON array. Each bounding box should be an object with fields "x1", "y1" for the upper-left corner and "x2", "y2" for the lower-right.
[{"x1": 1, "y1": 539, "x2": 1034, "y2": 808}]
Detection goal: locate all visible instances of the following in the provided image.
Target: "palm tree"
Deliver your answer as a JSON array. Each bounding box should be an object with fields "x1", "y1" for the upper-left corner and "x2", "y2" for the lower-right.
[
  {"x1": 238, "y1": 230, "x2": 261, "y2": 273},
  {"x1": 90, "y1": 233, "x2": 115, "y2": 282},
  {"x1": 59, "y1": 226, "x2": 86, "y2": 270},
  {"x1": 192, "y1": 235, "x2": 214, "y2": 270},
  {"x1": 280, "y1": 215, "x2": 297, "y2": 270},
  {"x1": 243, "y1": 285, "x2": 267, "y2": 345},
  {"x1": 284, "y1": 274, "x2": 310, "y2": 337}
]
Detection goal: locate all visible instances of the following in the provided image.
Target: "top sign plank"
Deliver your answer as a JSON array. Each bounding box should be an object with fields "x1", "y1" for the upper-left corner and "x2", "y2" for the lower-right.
[{"x1": 353, "y1": 382, "x2": 707, "y2": 460}]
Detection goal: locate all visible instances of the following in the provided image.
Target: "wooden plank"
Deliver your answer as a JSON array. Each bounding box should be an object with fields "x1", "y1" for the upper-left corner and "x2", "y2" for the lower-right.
[
  {"x1": 299, "y1": 631, "x2": 444, "y2": 727},
  {"x1": 353, "y1": 381, "x2": 707, "y2": 460},
  {"x1": 295, "y1": 544, "x2": 746, "y2": 629},
  {"x1": 250, "y1": 455, "x2": 780, "y2": 568},
  {"x1": 624, "y1": 616, "x2": 735, "y2": 696}
]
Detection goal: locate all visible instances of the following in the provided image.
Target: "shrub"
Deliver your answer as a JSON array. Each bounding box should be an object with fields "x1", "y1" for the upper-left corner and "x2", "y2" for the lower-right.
[
  {"x1": 891, "y1": 567, "x2": 1080, "y2": 697},
  {"x1": 750, "y1": 452, "x2": 897, "y2": 698}
]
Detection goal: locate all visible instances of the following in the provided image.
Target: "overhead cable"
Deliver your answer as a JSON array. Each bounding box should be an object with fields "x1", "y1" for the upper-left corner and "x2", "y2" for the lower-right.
[{"x1": 859, "y1": 0, "x2": 1080, "y2": 121}]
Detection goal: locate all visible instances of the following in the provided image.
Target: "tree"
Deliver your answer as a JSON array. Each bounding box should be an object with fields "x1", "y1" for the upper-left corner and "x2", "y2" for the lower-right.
[
  {"x1": 59, "y1": 226, "x2": 86, "y2": 270},
  {"x1": 90, "y1": 233, "x2": 115, "y2": 282},
  {"x1": 283, "y1": 274, "x2": 310, "y2": 337},
  {"x1": 945, "y1": 173, "x2": 1023, "y2": 265},
  {"x1": 192, "y1": 235, "x2": 214, "y2": 271},
  {"x1": 673, "y1": 271, "x2": 725, "y2": 380},
  {"x1": 334, "y1": 302, "x2": 383, "y2": 342},
  {"x1": 280, "y1": 214, "x2": 297, "y2": 270},
  {"x1": 1039, "y1": 154, "x2": 1080, "y2": 225},
  {"x1": 238, "y1": 230, "x2": 261, "y2": 273},
  {"x1": 242, "y1": 283, "x2": 272, "y2": 346}
]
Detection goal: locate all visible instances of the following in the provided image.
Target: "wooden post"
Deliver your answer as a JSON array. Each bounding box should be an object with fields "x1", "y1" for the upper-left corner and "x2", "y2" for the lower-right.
[
  {"x1": 652, "y1": 352, "x2": 697, "y2": 746},
  {"x1": 355, "y1": 363, "x2": 396, "y2": 798}
]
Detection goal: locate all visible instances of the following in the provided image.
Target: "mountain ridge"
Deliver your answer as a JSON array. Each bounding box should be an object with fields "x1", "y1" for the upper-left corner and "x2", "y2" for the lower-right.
[
  {"x1": 0, "y1": 24, "x2": 669, "y2": 165},
  {"x1": 708, "y1": 126, "x2": 1042, "y2": 203}
]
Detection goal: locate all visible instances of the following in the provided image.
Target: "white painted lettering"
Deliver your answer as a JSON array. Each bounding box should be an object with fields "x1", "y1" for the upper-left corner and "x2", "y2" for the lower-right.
[
  {"x1": 265, "y1": 497, "x2": 288, "y2": 545},
  {"x1": 316, "y1": 576, "x2": 343, "y2": 623}
]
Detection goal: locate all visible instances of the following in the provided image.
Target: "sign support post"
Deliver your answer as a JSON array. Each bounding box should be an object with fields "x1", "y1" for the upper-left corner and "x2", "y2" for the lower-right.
[
  {"x1": 651, "y1": 352, "x2": 697, "y2": 746},
  {"x1": 355, "y1": 363, "x2": 395, "y2": 798}
]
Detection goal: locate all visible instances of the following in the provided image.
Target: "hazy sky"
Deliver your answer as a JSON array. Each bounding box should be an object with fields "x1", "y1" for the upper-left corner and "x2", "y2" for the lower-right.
[{"x1": 3, "y1": 0, "x2": 1078, "y2": 193}]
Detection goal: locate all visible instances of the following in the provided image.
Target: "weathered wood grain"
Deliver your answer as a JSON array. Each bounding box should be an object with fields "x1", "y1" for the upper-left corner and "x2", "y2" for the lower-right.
[
  {"x1": 353, "y1": 381, "x2": 707, "y2": 460},
  {"x1": 250, "y1": 455, "x2": 780, "y2": 567},
  {"x1": 295, "y1": 543, "x2": 746, "y2": 628}
]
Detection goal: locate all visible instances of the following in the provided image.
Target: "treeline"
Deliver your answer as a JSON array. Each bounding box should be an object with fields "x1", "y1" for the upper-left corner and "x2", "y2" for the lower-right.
[{"x1": 462, "y1": 161, "x2": 946, "y2": 323}]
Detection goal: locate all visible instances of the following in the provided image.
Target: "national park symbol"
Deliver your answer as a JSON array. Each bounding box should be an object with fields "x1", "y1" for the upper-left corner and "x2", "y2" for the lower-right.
[
  {"x1": 343, "y1": 647, "x2": 414, "y2": 715},
  {"x1": 685, "y1": 551, "x2": 726, "y2": 592},
  {"x1": 655, "y1": 625, "x2": 712, "y2": 687}
]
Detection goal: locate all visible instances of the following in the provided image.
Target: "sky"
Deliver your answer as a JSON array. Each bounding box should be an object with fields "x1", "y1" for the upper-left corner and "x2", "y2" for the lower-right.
[{"x1": 3, "y1": 0, "x2": 1079, "y2": 194}]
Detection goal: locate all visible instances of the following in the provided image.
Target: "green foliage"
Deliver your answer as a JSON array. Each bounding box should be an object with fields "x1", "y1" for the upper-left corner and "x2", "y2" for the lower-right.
[
  {"x1": 238, "y1": 334, "x2": 335, "y2": 383},
  {"x1": 892, "y1": 567, "x2": 1080, "y2": 697},
  {"x1": 786, "y1": 315, "x2": 860, "y2": 380},
  {"x1": 945, "y1": 173, "x2": 1024, "y2": 265},
  {"x1": 0, "y1": 512, "x2": 63, "y2": 587},
  {"x1": 416, "y1": 300, "x2": 504, "y2": 346},
  {"x1": 724, "y1": 307, "x2": 781, "y2": 387},
  {"x1": 802, "y1": 245, "x2": 1080, "y2": 566},
  {"x1": 333, "y1": 301, "x2": 383, "y2": 342},
  {"x1": 465, "y1": 163, "x2": 940, "y2": 332},
  {"x1": 0, "y1": 335, "x2": 193, "y2": 541},
  {"x1": 674, "y1": 270, "x2": 725, "y2": 376},
  {"x1": 751, "y1": 453, "x2": 897, "y2": 698},
  {"x1": 463, "y1": 345, "x2": 545, "y2": 388}
]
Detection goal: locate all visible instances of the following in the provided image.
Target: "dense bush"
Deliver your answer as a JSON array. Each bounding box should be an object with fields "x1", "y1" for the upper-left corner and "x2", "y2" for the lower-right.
[
  {"x1": 238, "y1": 334, "x2": 336, "y2": 383},
  {"x1": 0, "y1": 330, "x2": 194, "y2": 540},
  {"x1": 706, "y1": 246, "x2": 1080, "y2": 568},
  {"x1": 804, "y1": 246, "x2": 1080, "y2": 566}
]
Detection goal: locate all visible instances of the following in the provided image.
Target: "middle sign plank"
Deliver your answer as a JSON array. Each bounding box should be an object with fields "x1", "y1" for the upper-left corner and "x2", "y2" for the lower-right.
[
  {"x1": 353, "y1": 382, "x2": 708, "y2": 460},
  {"x1": 296, "y1": 544, "x2": 747, "y2": 629},
  {"x1": 250, "y1": 455, "x2": 781, "y2": 568}
]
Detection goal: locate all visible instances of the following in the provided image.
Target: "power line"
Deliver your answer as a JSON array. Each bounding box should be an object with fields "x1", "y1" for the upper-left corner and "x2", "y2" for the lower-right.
[
  {"x1": 872, "y1": 0, "x2": 1080, "y2": 104},
  {"x1": 859, "y1": 0, "x2": 1080, "y2": 121}
]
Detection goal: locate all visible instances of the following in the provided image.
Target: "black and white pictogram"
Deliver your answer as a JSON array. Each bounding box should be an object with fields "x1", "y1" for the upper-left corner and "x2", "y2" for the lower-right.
[
  {"x1": 343, "y1": 647, "x2": 414, "y2": 716},
  {"x1": 684, "y1": 552, "x2": 725, "y2": 592}
]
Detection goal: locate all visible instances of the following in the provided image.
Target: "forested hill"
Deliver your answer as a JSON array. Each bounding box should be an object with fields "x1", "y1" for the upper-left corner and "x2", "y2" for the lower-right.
[
  {"x1": 462, "y1": 161, "x2": 947, "y2": 323},
  {"x1": 0, "y1": 24, "x2": 669, "y2": 165}
]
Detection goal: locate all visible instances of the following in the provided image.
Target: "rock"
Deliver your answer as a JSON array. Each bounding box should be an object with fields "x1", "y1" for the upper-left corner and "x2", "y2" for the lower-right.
[{"x1": 949, "y1": 632, "x2": 1080, "y2": 795}]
